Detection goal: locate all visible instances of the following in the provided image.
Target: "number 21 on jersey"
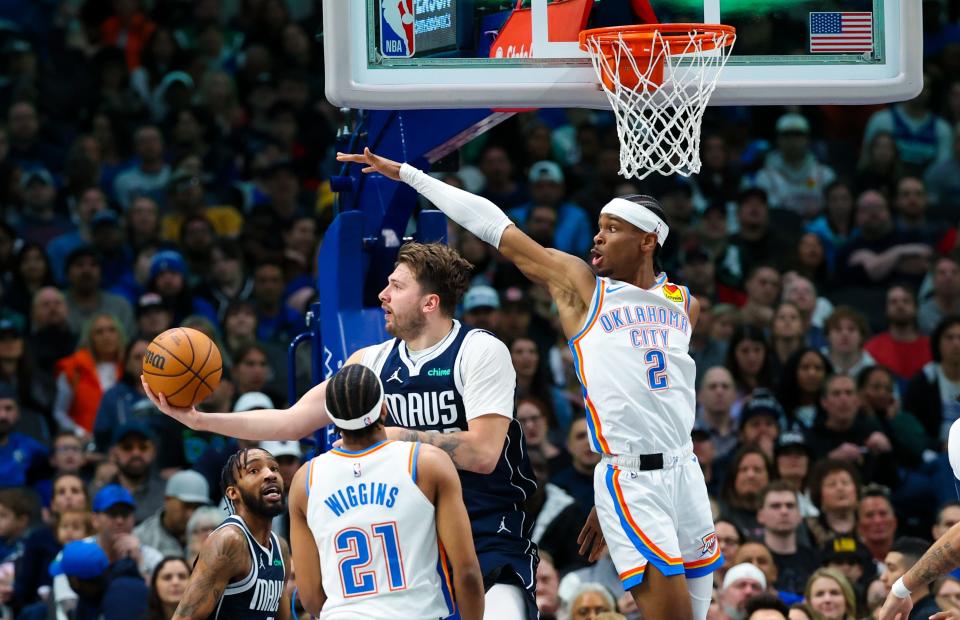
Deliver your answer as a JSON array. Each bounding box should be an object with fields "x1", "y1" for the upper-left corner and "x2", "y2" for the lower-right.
[
  {"x1": 335, "y1": 521, "x2": 407, "y2": 597},
  {"x1": 643, "y1": 349, "x2": 668, "y2": 390}
]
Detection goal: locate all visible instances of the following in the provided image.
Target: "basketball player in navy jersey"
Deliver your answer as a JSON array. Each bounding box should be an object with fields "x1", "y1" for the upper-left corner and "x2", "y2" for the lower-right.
[
  {"x1": 173, "y1": 448, "x2": 290, "y2": 620},
  {"x1": 145, "y1": 243, "x2": 539, "y2": 618}
]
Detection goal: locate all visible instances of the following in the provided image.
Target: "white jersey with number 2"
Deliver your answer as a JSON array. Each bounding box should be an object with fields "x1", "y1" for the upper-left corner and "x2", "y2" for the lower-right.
[
  {"x1": 304, "y1": 440, "x2": 453, "y2": 620},
  {"x1": 570, "y1": 274, "x2": 696, "y2": 457}
]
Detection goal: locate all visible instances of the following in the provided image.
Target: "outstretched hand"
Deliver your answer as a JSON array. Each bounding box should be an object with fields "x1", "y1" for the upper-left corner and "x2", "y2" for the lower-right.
[
  {"x1": 876, "y1": 589, "x2": 913, "y2": 620},
  {"x1": 336, "y1": 147, "x2": 403, "y2": 181},
  {"x1": 578, "y1": 506, "x2": 607, "y2": 562},
  {"x1": 140, "y1": 375, "x2": 202, "y2": 430}
]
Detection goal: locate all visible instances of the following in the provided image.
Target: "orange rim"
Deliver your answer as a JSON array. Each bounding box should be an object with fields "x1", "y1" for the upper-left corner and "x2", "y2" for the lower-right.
[{"x1": 579, "y1": 23, "x2": 736, "y2": 56}]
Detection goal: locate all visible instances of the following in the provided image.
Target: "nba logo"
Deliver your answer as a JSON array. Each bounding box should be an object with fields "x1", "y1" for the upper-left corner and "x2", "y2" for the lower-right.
[{"x1": 381, "y1": 0, "x2": 415, "y2": 58}]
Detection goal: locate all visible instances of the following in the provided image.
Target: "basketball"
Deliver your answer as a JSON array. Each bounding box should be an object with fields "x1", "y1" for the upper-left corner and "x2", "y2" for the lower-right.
[{"x1": 142, "y1": 327, "x2": 223, "y2": 408}]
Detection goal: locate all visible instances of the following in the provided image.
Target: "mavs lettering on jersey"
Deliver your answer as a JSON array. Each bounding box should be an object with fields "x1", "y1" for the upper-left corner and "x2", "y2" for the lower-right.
[
  {"x1": 323, "y1": 482, "x2": 400, "y2": 517},
  {"x1": 371, "y1": 322, "x2": 538, "y2": 600},
  {"x1": 206, "y1": 515, "x2": 285, "y2": 620}
]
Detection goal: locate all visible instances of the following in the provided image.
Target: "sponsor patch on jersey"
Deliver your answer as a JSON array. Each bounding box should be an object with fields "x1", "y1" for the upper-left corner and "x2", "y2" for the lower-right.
[{"x1": 662, "y1": 284, "x2": 684, "y2": 304}]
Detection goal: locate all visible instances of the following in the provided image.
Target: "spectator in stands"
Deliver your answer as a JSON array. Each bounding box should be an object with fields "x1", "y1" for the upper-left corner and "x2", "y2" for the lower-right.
[
  {"x1": 0, "y1": 488, "x2": 35, "y2": 563},
  {"x1": 823, "y1": 307, "x2": 876, "y2": 378},
  {"x1": 93, "y1": 338, "x2": 150, "y2": 452},
  {"x1": 692, "y1": 133, "x2": 743, "y2": 209},
  {"x1": 230, "y1": 343, "x2": 273, "y2": 397},
  {"x1": 904, "y1": 314, "x2": 960, "y2": 445},
  {"x1": 6, "y1": 244, "x2": 55, "y2": 320},
  {"x1": 15, "y1": 168, "x2": 71, "y2": 247},
  {"x1": 0, "y1": 317, "x2": 48, "y2": 438},
  {"x1": 836, "y1": 191, "x2": 933, "y2": 290},
  {"x1": 771, "y1": 302, "x2": 805, "y2": 368},
  {"x1": 864, "y1": 286, "x2": 932, "y2": 381},
  {"x1": 858, "y1": 132, "x2": 904, "y2": 199},
  {"x1": 779, "y1": 348, "x2": 832, "y2": 430},
  {"x1": 808, "y1": 374, "x2": 895, "y2": 484},
  {"x1": 804, "y1": 568, "x2": 857, "y2": 620},
  {"x1": 919, "y1": 256, "x2": 960, "y2": 334},
  {"x1": 720, "y1": 563, "x2": 767, "y2": 620},
  {"x1": 863, "y1": 74, "x2": 953, "y2": 174},
  {"x1": 754, "y1": 113, "x2": 836, "y2": 218},
  {"x1": 183, "y1": 506, "x2": 220, "y2": 567},
  {"x1": 734, "y1": 389, "x2": 783, "y2": 460},
  {"x1": 895, "y1": 176, "x2": 946, "y2": 247},
  {"x1": 820, "y1": 535, "x2": 876, "y2": 601},
  {"x1": 63, "y1": 247, "x2": 136, "y2": 337},
  {"x1": 565, "y1": 582, "x2": 615, "y2": 620},
  {"x1": 143, "y1": 556, "x2": 190, "y2": 620},
  {"x1": 536, "y1": 553, "x2": 561, "y2": 620},
  {"x1": 934, "y1": 576, "x2": 960, "y2": 613},
  {"x1": 857, "y1": 366, "x2": 927, "y2": 468},
  {"x1": 720, "y1": 444, "x2": 775, "y2": 539},
  {"x1": 0, "y1": 386, "x2": 47, "y2": 489},
  {"x1": 696, "y1": 366, "x2": 739, "y2": 461},
  {"x1": 109, "y1": 423, "x2": 165, "y2": 523},
  {"x1": 461, "y1": 285, "x2": 501, "y2": 335},
  {"x1": 879, "y1": 537, "x2": 941, "y2": 618},
  {"x1": 251, "y1": 261, "x2": 301, "y2": 343},
  {"x1": 54, "y1": 313, "x2": 125, "y2": 439},
  {"x1": 204, "y1": 238, "x2": 253, "y2": 322},
  {"x1": 807, "y1": 460, "x2": 861, "y2": 545},
  {"x1": 857, "y1": 485, "x2": 898, "y2": 563},
  {"x1": 924, "y1": 124, "x2": 960, "y2": 209},
  {"x1": 932, "y1": 502, "x2": 960, "y2": 541},
  {"x1": 90, "y1": 210, "x2": 133, "y2": 291},
  {"x1": 745, "y1": 593, "x2": 790, "y2": 620},
  {"x1": 552, "y1": 416, "x2": 599, "y2": 509},
  {"x1": 526, "y1": 450, "x2": 584, "y2": 574},
  {"x1": 512, "y1": 336, "x2": 570, "y2": 433},
  {"x1": 161, "y1": 168, "x2": 242, "y2": 241},
  {"x1": 774, "y1": 432, "x2": 818, "y2": 518},
  {"x1": 508, "y1": 161, "x2": 592, "y2": 258},
  {"x1": 517, "y1": 397, "x2": 567, "y2": 474},
  {"x1": 134, "y1": 293, "x2": 173, "y2": 341},
  {"x1": 789, "y1": 234, "x2": 830, "y2": 296},
  {"x1": 134, "y1": 470, "x2": 210, "y2": 558},
  {"x1": 125, "y1": 196, "x2": 161, "y2": 252},
  {"x1": 756, "y1": 482, "x2": 822, "y2": 597},
  {"x1": 89, "y1": 485, "x2": 162, "y2": 573},
  {"x1": 147, "y1": 250, "x2": 217, "y2": 325},
  {"x1": 807, "y1": 180, "x2": 856, "y2": 271},
  {"x1": 717, "y1": 189, "x2": 791, "y2": 302},
  {"x1": 48, "y1": 433, "x2": 86, "y2": 478},
  {"x1": 6, "y1": 101, "x2": 61, "y2": 172},
  {"x1": 113, "y1": 125, "x2": 170, "y2": 209},
  {"x1": 732, "y1": 542, "x2": 793, "y2": 604},
  {"x1": 715, "y1": 519, "x2": 744, "y2": 587},
  {"x1": 47, "y1": 188, "x2": 107, "y2": 284},
  {"x1": 781, "y1": 274, "x2": 830, "y2": 344},
  {"x1": 726, "y1": 326, "x2": 775, "y2": 403}
]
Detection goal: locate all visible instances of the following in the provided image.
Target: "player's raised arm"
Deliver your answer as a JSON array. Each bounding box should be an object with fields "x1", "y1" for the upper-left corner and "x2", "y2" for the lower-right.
[
  {"x1": 418, "y1": 444, "x2": 485, "y2": 620},
  {"x1": 289, "y1": 464, "x2": 326, "y2": 617},
  {"x1": 142, "y1": 348, "x2": 367, "y2": 440},
  {"x1": 336, "y1": 148, "x2": 596, "y2": 303},
  {"x1": 173, "y1": 526, "x2": 248, "y2": 619}
]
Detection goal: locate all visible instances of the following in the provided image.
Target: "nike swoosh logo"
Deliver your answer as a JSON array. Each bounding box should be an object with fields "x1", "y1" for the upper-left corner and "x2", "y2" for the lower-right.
[{"x1": 605, "y1": 285, "x2": 629, "y2": 293}]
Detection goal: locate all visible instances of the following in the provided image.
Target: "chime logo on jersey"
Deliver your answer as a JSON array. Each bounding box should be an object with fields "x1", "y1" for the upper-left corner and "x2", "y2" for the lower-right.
[
  {"x1": 662, "y1": 284, "x2": 684, "y2": 304},
  {"x1": 249, "y1": 578, "x2": 283, "y2": 612}
]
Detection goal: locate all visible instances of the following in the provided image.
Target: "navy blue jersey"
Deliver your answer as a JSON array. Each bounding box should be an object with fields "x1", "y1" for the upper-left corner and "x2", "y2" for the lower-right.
[
  {"x1": 207, "y1": 515, "x2": 286, "y2": 620},
  {"x1": 367, "y1": 322, "x2": 539, "y2": 606}
]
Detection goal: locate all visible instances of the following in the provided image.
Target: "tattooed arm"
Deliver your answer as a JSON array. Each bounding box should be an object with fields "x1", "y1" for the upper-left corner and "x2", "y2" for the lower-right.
[
  {"x1": 386, "y1": 414, "x2": 509, "y2": 474},
  {"x1": 878, "y1": 523, "x2": 960, "y2": 620},
  {"x1": 173, "y1": 526, "x2": 249, "y2": 619}
]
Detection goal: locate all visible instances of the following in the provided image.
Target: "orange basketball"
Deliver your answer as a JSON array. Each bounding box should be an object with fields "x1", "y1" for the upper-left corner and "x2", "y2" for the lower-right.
[{"x1": 142, "y1": 327, "x2": 223, "y2": 408}]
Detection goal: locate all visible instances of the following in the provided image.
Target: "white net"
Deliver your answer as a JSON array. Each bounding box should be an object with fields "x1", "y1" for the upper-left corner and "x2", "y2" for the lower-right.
[{"x1": 581, "y1": 27, "x2": 735, "y2": 180}]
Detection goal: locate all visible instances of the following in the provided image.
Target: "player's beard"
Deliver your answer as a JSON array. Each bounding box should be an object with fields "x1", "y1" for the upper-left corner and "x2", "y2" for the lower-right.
[
  {"x1": 386, "y1": 309, "x2": 427, "y2": 341},
  {"x1": 238, "y1": 486, "x2": 286, "y2": 519}
]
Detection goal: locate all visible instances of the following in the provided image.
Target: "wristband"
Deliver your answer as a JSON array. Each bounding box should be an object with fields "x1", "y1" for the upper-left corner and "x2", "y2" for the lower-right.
[{"x1": 891, "y1": 576, "x2": 911, "y2": 599}]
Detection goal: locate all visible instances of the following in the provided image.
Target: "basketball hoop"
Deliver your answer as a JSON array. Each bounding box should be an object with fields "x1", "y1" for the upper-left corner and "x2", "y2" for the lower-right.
[{"x1": 579, "y1": 24, "x2": 736, "y2": 179}]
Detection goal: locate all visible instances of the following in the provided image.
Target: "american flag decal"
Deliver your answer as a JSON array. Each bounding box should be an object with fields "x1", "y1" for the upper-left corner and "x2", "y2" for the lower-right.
[{"x1": 809, "y1": 12, "x2": 873, "y2": 54}]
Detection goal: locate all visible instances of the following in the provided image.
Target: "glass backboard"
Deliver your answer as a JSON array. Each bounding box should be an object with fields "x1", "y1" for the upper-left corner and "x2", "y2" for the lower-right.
[{"x1": 323, "y1": 0, "x2": 921, "y2": 109}]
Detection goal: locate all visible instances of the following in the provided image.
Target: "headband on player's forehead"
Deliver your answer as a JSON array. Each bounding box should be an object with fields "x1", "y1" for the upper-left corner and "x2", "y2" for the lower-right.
[
  {"x1": 601, "y1": 197, "x2": 669, "y2": 246},
  {"x1": 327, "y1": 374, "x2": 385, "y2": 431}
]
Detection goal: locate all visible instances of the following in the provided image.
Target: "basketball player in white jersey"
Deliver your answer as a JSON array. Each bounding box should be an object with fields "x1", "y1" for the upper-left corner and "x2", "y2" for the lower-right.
[
  {"x1": 289, "y1": 364, "x2": 485, "y2": 619},
  {"x1": 173, "y1": 447, "x2": 290, "y2": 620},
  {"x1": 335, "y1": 148, "x2": 723, "y2": 620}
]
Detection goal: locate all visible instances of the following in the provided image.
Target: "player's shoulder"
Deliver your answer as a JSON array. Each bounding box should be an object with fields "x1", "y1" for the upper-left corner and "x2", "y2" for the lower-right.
[
  {"x1": 354, "y1": 339, "x2": 398, "y2": 370},
  {"x1": 201, "y1": 519, "x2": 248, "y2": 562},
  {"x1": 461, "y1": 327, "x2": 509, "y2": 357}
]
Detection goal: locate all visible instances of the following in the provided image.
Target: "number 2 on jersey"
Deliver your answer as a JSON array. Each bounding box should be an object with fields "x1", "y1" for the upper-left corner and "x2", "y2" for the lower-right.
[
  {"x1": 644, "y1": 349, "x2": 668, "y2": 390},
  {"x1": 336, "y1": 521, "x2": 407, "y2": 596}
]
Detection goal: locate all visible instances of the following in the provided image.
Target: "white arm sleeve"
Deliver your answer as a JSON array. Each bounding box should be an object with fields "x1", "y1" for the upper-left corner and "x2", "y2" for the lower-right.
[
  {"x1": 459, "y1": 332, "x2": 516, "y2": 421},
  {"x1": 53, "y1": 374, "x2": 80, "y2": 435},
  {"x1": 399, "y1": 163, "x2": 512, "y2": 248}
]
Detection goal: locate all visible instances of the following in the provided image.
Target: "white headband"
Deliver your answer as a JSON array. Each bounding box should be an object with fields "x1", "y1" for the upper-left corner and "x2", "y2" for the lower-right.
[
  {"x1": 722, "y1": 562, "x2": 767, "y2": 591},
  {"x1": 328, "y1": 374, "x2": 386, "y2": 431},
  {"x1": 600, "y1": 198, "x2": 669, "y2": 246}
]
